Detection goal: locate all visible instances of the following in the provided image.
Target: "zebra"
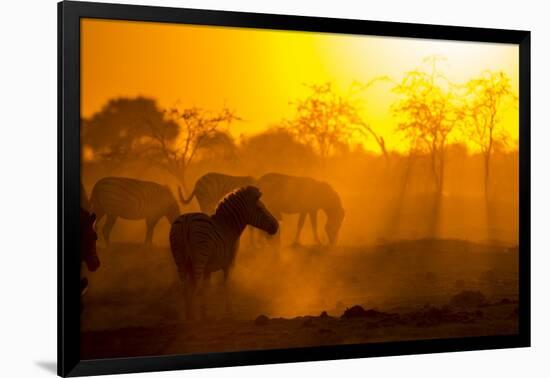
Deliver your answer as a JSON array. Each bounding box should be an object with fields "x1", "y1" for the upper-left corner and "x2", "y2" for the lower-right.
[
  {"x1": 258, "y1": 173, "x2": 345, "y2": 245},
  {"x1": 80, "y1": 207, "x2": 99, "y2": 312},
  {"x1": 170, "y1": 186, "x2": 278, "y2": 320},
  {"x1": 178, "y1": 172, "x2": 257, "y2": 215},
  {"x1": 90, "y1": 177, "x2": 180, "y2": 246},
  {"x1": 81, "y1": 207, "x2": 100, "y2": 272},
  {"x1": 81, "y1": 181, "x2": 91, "y2": 211}
]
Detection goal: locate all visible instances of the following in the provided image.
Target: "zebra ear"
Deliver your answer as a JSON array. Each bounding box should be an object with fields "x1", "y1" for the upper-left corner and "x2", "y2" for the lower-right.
[{"x1": 247, "y1": 186, "x2": 262, "y2": 201}]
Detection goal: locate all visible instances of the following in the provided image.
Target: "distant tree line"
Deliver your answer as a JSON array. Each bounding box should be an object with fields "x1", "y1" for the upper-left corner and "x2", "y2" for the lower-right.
[{"x1": 81, "y1": 57, "x2": 516, "y2": 202}]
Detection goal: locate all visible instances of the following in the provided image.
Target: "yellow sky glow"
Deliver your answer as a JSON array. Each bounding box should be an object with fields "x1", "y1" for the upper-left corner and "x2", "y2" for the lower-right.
[{"x1": 81, "y1": 18, "x2": 519, "y2": 153}]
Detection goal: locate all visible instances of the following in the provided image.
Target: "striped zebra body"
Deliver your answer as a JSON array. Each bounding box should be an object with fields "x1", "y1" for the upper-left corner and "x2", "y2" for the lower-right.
[
  {"x1": 90, "y1": 177, "x2": 180, "y2": 246},
  {"x1": 179, "y1": 172, "x2": 257, "y2": 214},
  {"x1": 258, "y1": 173, "x2": 345, "y2": 245},
  {"x1": 170, "y1": 186, "x2": 278, "y2": 320}
]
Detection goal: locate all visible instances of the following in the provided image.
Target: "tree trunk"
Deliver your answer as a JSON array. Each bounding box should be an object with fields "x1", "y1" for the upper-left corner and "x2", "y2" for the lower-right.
[
  {"x1": 438, "y1": 150, "x2": 445, "y2": 196},
  {"x1": 483, "y1": 152, "x2": 491, "y2": 203}
]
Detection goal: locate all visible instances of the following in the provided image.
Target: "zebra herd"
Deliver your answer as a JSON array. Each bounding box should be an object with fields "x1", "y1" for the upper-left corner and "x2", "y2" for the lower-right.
[
  {"x1": 80, "y1": 172, "x2": 345, "y2": 319},
  {"x1": 178, "y1": 172, "x2": 345, "y2": 246}
]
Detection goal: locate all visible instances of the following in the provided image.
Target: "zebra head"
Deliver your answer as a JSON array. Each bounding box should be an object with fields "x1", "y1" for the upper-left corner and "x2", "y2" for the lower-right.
[
  {"x1": 247, "y1": 188, "x2": 279, "y2": 236},
  {"x1": 215, "y1": 186, "x2": 279, "y2": 236},
  {"x1": 80, "y1": 208, "x2": 100, "y2": 272}
]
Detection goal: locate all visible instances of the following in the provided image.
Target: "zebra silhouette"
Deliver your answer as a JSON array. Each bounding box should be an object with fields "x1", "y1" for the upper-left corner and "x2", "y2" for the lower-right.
[
  {"x1": 80, "y1": 207, "x2": 99, "y2": 272},
  {"x1": 178, "y1": 172, "x2": 257, "y2": 215},
  {"x1": 170, "y1": 186, "x2": 278, "y2": 320},
  {"x1": 80, "y1": 207, "x2": 99, "y2": 312},
  {"x1": 258, "y1": 173, "x2": 345, "y2": 246},
  {"x1": 90, "y1": 177, "x2": 180, "y2": 246},
  {"x1": 81, "y1": 181, "x2": 91, "y2": 211}
]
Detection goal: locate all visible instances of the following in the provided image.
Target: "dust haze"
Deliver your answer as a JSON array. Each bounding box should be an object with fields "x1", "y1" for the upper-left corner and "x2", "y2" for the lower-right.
[{"x1": 80, "y1": 61, "x2": 519, "y2": 358}]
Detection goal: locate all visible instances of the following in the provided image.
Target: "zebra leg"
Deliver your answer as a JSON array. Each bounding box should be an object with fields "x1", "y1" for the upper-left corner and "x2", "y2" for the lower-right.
[
  {"x1": 203, "y1": 271, "x2": 211, "y2": 304},
  {"x1": 184, "y1": 274, "x2": 196, "y2": 321},
  {"x1": 145, "y1": 217, "x2": 160, "y2": 246},
  {"x1": 174, "y1": 259, "x2": 196, "y2": 321},
  {"x1": 103, "y1": 214, "x2": 117, "y2": 246},
  {"x1": 203, "y1": 271, "x2": 211, "y2": 288},
  {"x1": 94, "y1": 210, "x2": 105, "y2": 233},
  {"x1": 191, "y1": 258, "x2": 208, "y2": 320},
  {"x1": 195, "y1": 274, "x2": 207, "y2": 320},
  {"x1": 223, "y1": 268, "x2": 234, "y2": 317},
  {"x1": 293, "y1": 212, "x2": 306, "y2": 246},
  {"x1": 309, "y1": 210, "x2": 322, "y2": 245}
]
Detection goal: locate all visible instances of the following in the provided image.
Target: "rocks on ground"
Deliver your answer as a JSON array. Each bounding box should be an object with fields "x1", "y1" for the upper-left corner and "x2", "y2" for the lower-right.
[
  {"x1": 254, "y1": 314, "x2": 269, "y2": 326},
  {"x1": 450, "y1": 290, "x2": 488, "y2": 308}
]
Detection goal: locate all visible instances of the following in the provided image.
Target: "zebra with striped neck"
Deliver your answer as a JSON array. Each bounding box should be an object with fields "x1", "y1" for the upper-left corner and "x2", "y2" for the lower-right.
[{"x1": 170, "y1": 186, "x2": 278, "y2": 320}]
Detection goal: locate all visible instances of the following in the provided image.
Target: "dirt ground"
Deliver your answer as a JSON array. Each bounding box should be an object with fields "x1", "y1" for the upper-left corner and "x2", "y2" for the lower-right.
[{"x1": 81, "y1": 238, "x2": 518, "y2": 359}]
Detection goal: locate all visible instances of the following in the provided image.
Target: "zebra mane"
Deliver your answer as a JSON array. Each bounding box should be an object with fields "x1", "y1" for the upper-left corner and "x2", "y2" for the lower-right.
[{"x1": 213, "y1": 186, "x2": 261, "y2": 217}]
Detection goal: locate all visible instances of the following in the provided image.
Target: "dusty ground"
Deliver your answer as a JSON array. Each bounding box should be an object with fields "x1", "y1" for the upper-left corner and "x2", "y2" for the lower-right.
[{"x1": 81, "y1": 239, "x2": 518, "y2": 359}]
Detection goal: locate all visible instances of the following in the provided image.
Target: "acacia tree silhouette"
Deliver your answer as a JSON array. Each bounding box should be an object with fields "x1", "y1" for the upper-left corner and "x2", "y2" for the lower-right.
[
  {"x1": 81, "y1": 97, "x2": 179, "y2": 173},
  {"x1": 239, "y1": 127, "x2": 318, "y2": 175},
  {"x1": 285, "y1": 82, "x2": 360, "y2": 164},
  {"x1": 348, "y1": 78, "x2": 390, "y2": 160},
  {"x1": 463, "y1": 71, "x2": 515, "y2": 202},
  {"x1": 284, "y1": 81, "x2": 389, "y2": 164},
  {"x1": 141, "y1": 105, "x2": 240, "y2": 192},
  {"x1": 392, "y1": 57, "x2": 464, "y2": 196}
]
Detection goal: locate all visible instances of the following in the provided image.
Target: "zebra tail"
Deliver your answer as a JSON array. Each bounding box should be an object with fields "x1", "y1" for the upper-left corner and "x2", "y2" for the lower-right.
[{"x1": 178, "y1": 186, "x2": 196, "y2": 206}]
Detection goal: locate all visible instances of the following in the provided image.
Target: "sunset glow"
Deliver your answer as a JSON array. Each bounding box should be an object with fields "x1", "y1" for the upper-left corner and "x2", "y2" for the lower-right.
[
  {"x1": 81, "y1": 18, "x2": 519, "y2": 153},
  {"x1": 79, "y1": 17, "x2": 521, "y2": 358}
]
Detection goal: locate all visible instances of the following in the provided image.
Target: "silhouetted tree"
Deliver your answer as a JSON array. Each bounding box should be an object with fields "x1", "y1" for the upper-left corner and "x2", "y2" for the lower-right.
[
  {"x1": 81, "y1": 97, "x2": 178, "y2": 172},
  {"x1": 239, "y1": 127, "x2": 318, "y2": 175},
  {"x1": 352, "y1": 120, "x2": 388, "y2": 160},
  {"x1": 392, "y1": 57, "x2": 463, "y2": 194},
  {"x1": 285, "y1": 83, "x2": 360, "y2": 163},
  {"x1": 463, "y1": 71, "x2": 516, "y2": 200},
  {"x1": 196, "y1": 130, "x2": 239, "y2": 163},
  {"x1": 349, "y1": 78, "x2": 390, "y2": 160},
  {"x1": 141, "y1": 106, "x2": 240, "y2": 191}
]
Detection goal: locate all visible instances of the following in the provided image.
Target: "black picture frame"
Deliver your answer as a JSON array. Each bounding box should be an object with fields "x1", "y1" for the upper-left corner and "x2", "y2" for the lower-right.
[{"x1": 58, "y1": 1, "x2": 531, "y2": 376}]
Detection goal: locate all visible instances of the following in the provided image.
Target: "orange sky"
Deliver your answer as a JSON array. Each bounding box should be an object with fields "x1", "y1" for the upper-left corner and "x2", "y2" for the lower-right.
[{"x1": 81, "y1": 18, "x2": 519, "y2": 152}]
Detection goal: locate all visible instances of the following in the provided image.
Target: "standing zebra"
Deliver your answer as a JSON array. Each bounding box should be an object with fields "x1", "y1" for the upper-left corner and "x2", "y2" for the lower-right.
[
  {"x1": 258, "y1": 173, "x2": 345, "y2": 245},
  {"x1": 81, "y1": 180, "x2": 91, "y2": 211},
  {"x1": 170, "y1": 186, "x2": 278, "y2": 320},
  {"x1": 80, "y1": 207, "x2": 99, "y2": 312},
  {"x1": 178, "y1": 172, "x2": 257, "y2": 215},
  {"x1": 81, "y1": 208, "x2": 100, "y2": 272},
  {"x1": 90, "y1": 177, "x2": 180, "y2": 246}
]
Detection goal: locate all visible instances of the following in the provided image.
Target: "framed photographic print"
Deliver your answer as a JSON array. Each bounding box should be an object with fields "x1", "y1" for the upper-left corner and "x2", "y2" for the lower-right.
[{"x1": 58, "y1": 1, "x2": 530, "y2": 376}]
